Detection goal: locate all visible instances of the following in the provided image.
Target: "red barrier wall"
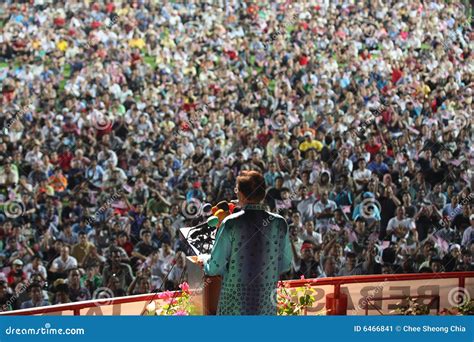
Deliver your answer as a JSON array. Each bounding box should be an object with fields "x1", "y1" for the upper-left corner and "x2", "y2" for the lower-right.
[{"x1": 2, "y1": 272, "x2": 472, "y2": 316}]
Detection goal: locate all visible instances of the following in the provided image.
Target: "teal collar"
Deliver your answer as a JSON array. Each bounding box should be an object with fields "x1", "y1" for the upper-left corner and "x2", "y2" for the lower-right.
[{"x1": 243, "y1": 203, "x2": 268, "y2": 211}]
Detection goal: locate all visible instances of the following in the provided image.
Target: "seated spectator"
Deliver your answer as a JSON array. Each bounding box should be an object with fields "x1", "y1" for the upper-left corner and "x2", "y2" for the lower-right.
[
  {"x1": 24, "y1": 255, "x2": 47, "y2": 281},
  {"x1": 102, "y1": 250, "x2": 134, "y2": 291},
  {"x1": 337, "y1": 252, "x2": 365, "y2": 276},
  {"x1": 151, "y1": 224, "x2": 171, "y2": 249},
  {"x1": 49, "y1": 246, "x2": 78, "y2": 281},
  {"x1": 6, "y1": 259, "x2": 26, "y2": 288},
  {"x1": 20, "y1": 282, "x2": 50, "y2": 309},
  {"x1": 314, "y1": 190, "x2": 337, "y2": 234},
  {"x1": 58, "y1": 223, "x2": 79, "y2": 246},
  {"x1": 291, "y1": 242, "x2": 320, "y2": 279},
  {"x1": 81, "y1": 263, "x2": 103, "y2": 295},
  {"x1": 82, "y1": 245, "x2": 106, "y2": 269},
  {"x1": 0, "y1": 280, "x2": 17, "y2": 311},
  {"x1": 67, "y1": 268, "x2": 91, "y2": 302},
  {"x1": 132, "y1": 229, "x2": 159, "y2": 262},
  {"x1": 318, "y1": 256, "x2": 338, "y2": 278},
  {"x1": 299, "y1": 221, "x2": 322, "y2": 245},
  {"x1": 52, "y1": 282, "x2": 71, "y2": 305},
  {"x1": 386, "y1": 207, "x2": 416, "y2": 236},
  {"x1": 367, "y1": 153, "x2": 389, "y2": 176},
  {"x1": 166, "y1": 252, "x2": 187, "y2": 290},
  {"x1": 128, "y1": 275, "x2": 152, "y2": 295},
  {"x1": 71, "y1": 231, "x2": 94, "y2": 266},
  {"x1": 461, "y1": 214, "x2": 474, "y2": 247},
  {"x1": 427, "y1": 183, "x2": 447, "y2": 210}
]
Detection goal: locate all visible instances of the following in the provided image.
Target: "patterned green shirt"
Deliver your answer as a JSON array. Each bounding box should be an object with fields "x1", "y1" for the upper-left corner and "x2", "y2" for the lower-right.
[{"x1": 204, "y1": 204, "x2": 292, "y2": 315}]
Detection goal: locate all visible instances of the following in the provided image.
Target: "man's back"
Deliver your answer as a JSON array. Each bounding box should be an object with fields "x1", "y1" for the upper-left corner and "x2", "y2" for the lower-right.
[{"x1": 205, "y1": 204, "x2": 292, "y2": 315}]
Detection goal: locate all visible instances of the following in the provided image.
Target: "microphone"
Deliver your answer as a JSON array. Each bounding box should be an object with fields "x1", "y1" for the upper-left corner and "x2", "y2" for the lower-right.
[
  {"x1": 202, "y1": 203, "x2": 212, "y2": 214},
  {"x1": 215, "y1": 201, "x2": 229, "y2": 211},
  {"x1": 190, "y1": 216, "x2": 219, "y2": 239}
]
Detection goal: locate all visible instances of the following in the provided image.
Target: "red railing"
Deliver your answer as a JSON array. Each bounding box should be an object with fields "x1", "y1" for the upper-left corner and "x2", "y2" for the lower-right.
[
  {"x1": 286, "y1": 271, "x2": 473, "y2": 315},
  {"x1": 0, "y1": 290, "x2": 185, "y2": 316},
  {"x1": 2, "y1": 272, "x2": 472, "y2": 316},
  {"x1": 284, "y1": 271, "x2": 472, "y2": 288}
]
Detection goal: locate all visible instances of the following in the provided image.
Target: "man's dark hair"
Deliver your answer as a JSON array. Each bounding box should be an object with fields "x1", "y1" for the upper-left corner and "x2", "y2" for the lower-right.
[
  {"x1": 28, "y1": 282, "x2": 42, "y2": 292},
  {"x1": 237, "y1": 170, "x2": 266, "y2": 203}
]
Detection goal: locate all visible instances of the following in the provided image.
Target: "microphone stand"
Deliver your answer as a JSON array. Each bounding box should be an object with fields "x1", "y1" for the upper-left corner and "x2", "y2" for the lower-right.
[
  {"x1": 140, "y1": 256, "x2": 178, "y2": 315},
  {"x1": 140, "y1": 225, "x2": 212, "y2": 315}
]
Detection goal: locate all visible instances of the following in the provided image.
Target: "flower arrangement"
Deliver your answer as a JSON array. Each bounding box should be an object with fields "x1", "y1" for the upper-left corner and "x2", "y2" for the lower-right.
[
  {"x1": 144, "y1": 282, "x2": 195, "y2": 316},
  {"x1": 145, "y1": 280, "x2": 320, "y2": 316},
  {"x1": 276, "y1": 280, "x2": 318, "y2": 316},
  {"x1": 440, "y1": 299, "x2": 474, "y2": 316},
  {"x1": 392, "y1": 298, "x2": 430, "y2": 315}
]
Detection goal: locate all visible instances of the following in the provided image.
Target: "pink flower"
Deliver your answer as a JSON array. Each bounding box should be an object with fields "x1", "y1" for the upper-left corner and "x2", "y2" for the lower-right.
[
  {"x1": 174, "y1": 310, "x2": 188, "y2": 316},
  {"x1": 300, "y1": 275, "x2": 305, "y2": 280},
  {"x1": 179, "y1": 282, "x2": 190, "y2": 293},
  {"x1": 160, "y1": 291, "x2": 174, "y2": 300}
]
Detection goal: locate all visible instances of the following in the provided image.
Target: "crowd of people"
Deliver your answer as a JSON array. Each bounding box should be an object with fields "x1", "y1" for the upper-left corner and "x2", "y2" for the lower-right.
[{"x1": 0, "y1": 0, "x2": 472, "y2": 311}]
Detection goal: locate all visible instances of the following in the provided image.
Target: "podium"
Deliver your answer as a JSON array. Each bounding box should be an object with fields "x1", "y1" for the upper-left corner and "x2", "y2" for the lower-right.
[
  {"x1": 180, "y1": 226, "x2": 221, "y2": 315},
  {"x1": 186, "y1": 256, "x2": 221, "y2": 315}
]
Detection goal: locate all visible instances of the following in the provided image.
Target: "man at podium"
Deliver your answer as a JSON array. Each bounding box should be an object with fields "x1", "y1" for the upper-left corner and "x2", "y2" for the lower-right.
[{"x1": 204, "y1": 171, "x2": 292, "y2": 315}]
